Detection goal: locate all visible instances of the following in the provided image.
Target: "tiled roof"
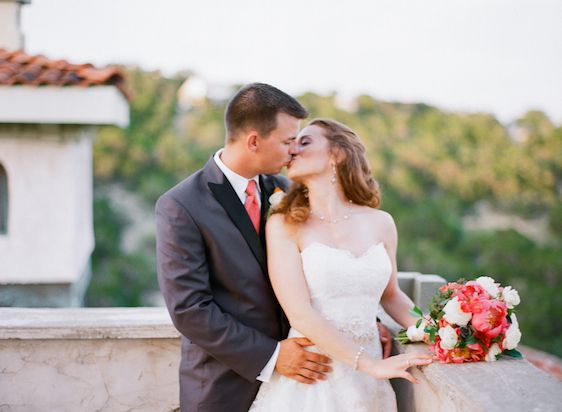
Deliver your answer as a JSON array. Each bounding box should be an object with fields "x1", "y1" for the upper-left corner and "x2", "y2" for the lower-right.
[{"x1": 0, "y1": 48, "x2": 130, "y2": 99}]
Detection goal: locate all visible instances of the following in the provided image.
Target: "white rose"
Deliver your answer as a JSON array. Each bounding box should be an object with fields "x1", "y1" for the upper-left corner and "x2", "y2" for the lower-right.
[
  {"x1": 503, "y1": 314, "x2": 522, "y2": 350},
  {"x1": 406, "y1": 320, "x2": 426, "y2": 342},
  {"x1": 501, "y1": 286, "x2": 521, "y2": 309},
  {"x1": 268, "y1": 189, "x2": 285, "y2": 207},
  {"x1": 476, "y1": 276, "x2": 500, "y2": 298},
  {"x1": 438, "y1": 325, "x2": 458, "y2": 350},
  {"x1": 443, "y1": 297, "x2": 472, "y2": 326},
  {"x1": 485, "y1": 343, "x2": 502, "y2": 362}
]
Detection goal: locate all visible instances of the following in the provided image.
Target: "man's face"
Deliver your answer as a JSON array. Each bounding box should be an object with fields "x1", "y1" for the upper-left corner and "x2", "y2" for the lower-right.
[{"x1": 255, "y1": 112, "x2": 301, "y2": 174}]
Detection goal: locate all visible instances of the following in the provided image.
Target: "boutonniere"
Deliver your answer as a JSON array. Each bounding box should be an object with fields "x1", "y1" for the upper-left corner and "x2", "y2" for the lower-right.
[
  {"x1": 267, "y1": 188, "x2": 286, "y2": 218},
  {"x1": 268, "y1": 187, "x2": 285, "y2": 208}
]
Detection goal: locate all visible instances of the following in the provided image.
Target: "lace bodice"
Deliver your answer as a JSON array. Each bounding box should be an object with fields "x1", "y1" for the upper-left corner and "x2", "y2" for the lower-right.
[{"x1": 298, "y1": 241, "x2": 392, "y2": 343}]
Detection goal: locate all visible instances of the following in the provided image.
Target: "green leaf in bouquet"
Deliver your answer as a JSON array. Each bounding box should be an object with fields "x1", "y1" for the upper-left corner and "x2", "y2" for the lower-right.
[
  {"x1": 394, "y1": 329, "x2": 411, "y2": 344},
  {"x1": 410, "y1": 306, "x2": 423, "y2": 317},
  {"x1": 465, "y1": 335, "x2": 477, "y2": 344},
  {"x1": 429, "y1": 328, "x2": 436, "y2": 343},
  {"x1": 491, "y1": 335, "x2": 502, "y2": 344},
  {"x1": 502, "y1": 349, "x2": 523, "y2": 358},
  {"x1": 428, "y1": 290, "x2": 451, "y2": 320},
  {"x1": 415, "y1": 318, "x2": 423, "y2": 328}
]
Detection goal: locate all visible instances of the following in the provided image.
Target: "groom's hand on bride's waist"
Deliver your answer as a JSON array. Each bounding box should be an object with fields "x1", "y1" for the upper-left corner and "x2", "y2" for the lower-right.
[
  {"x1": 275, "y1": 337, "x2": 333, "y2": 384},
  {"x1": 377, "y1": 321, "x2": 392, "y2": 359}
]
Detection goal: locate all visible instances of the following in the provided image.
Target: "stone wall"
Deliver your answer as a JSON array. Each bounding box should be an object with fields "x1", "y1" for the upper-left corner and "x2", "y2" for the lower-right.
[
  {"x1": 0, "y1": 308, "x2": 181, "y2": 412},
  {"x1": 397, "y1": 342, "x2": 562, "y2": 412},
  {"x1": 2, "y1": 274, "x2": 561, "y2": 412}
]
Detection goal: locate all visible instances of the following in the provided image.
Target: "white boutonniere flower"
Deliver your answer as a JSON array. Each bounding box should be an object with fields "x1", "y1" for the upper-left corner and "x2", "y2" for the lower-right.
[{"x1": 268, "y1": 187, "x2": 285, "y2": 208}]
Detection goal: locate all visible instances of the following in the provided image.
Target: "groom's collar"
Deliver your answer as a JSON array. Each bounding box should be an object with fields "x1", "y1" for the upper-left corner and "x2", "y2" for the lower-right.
[{"x1": 213, "y1": 149, "x2": 261, "y2": 204}]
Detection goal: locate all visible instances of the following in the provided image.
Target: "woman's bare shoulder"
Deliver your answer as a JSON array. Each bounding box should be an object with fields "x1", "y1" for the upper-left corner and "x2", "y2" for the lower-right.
[
  {"x1": 355, "y1": 206, "x2": 395, "y2": 224},
  {"x1": 266, "y1": 213, "x2": 300, "y2": 241}
]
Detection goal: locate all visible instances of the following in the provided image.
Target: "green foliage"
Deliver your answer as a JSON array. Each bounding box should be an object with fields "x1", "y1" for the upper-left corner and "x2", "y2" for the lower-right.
[
  {"x1": 90, "y1": 68, "x2": 562, "y2": 357},
  {"x1": 409, "y1": 306, "x2": 423, "y2": 317},
  {"x1": 502, "y1": 348, "x2": 523, "y2": 359},
  {"x1": 86, "y1": 195, "x2": 158, "y2": 307},
  {"x1": 428, "y1": 288, "x2": 453, "y2": 321}
]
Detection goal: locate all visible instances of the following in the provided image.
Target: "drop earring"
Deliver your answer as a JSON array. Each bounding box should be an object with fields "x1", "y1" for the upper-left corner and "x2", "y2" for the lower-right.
[{"x1": 331, "y1": 164, "x2": 337, "y2": 184}]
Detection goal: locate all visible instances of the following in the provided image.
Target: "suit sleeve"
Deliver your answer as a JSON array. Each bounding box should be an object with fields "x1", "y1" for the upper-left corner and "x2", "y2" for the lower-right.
[{"x1": 155, "y1": 194, "x2": 278, "y2": 382}]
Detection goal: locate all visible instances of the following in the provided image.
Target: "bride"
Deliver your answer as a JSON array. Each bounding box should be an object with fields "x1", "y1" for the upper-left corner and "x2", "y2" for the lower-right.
[{"x1": 250, "y1": 119, "x2": 432, "y2": 411}]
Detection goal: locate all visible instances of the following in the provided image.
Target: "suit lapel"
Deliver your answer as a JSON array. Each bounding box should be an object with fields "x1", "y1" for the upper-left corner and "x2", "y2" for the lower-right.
[
  {"x1": 207, "y1": 164, "x2": 268, "y2": 274},
  {"x1": 259, "y1": 174, "x2": 276, "y2": 248}
]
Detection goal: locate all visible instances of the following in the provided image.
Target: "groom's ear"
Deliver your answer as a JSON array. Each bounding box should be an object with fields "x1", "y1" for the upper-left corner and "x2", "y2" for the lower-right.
[{"x1": 247, "y1": 132, "x2": 260, "y2": 152}]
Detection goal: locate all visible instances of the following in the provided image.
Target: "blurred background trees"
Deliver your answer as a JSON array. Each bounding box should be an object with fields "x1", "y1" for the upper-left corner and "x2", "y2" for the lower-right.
[{"x1": 87, "y1": 67, "x2": 562, "y2": 356}]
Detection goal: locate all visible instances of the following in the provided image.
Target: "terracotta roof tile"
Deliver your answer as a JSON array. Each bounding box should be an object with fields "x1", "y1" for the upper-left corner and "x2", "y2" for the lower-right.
[{"x1": 0, "y1": 48, "x2": 130, "y2": 100}]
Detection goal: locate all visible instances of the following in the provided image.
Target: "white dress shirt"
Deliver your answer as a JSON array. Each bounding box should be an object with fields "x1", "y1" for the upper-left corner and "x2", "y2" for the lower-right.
[{"x1": 213, "y1": 149, "x2": 280, "y2": 383}]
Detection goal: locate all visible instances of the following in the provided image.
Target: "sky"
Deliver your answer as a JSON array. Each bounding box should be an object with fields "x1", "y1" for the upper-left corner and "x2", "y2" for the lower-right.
[{"x1": 20, "y1": 0, "x2": 562, "y2": 124}]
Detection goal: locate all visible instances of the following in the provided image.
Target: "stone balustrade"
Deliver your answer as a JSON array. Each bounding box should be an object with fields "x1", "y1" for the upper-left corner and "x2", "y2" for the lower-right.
[
  {"x1": 0, "y1": 307, "x2": 181, "y2": 412},
  {"x1": 1, "y1": 273, "x2": 561, "y2": 411},
  {"x1": 393, "y1": 342, "x2": 562, "y2": 412}
]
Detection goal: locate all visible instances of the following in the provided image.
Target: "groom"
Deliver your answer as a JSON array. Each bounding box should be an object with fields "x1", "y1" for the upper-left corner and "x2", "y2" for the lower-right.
[{"x1": 156, "y1": 83, "x2": 392, "y2": 412}]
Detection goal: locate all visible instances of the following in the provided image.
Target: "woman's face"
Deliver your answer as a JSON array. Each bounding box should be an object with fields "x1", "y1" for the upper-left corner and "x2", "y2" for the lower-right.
[{"x1": 287, "y1": 125, "x2": 333, "y2": 182}]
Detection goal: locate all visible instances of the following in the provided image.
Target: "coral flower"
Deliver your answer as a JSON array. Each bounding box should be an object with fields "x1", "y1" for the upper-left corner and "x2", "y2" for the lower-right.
[
  {"x1": 457, "y1": 282, "x2": 489, "y2": 313},
  {"x1": 431, "y1": 340, "x2": 486, "y2": 363},
  {"x1": 466, "y1": 343, "x2": 487, "y2": 362},
  {"x1": 471, "y1": 300, "x2": 508, "y2": 340}
]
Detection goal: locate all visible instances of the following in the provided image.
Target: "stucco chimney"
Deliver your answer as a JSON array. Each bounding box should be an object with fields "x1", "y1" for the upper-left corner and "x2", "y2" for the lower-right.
[{"x1": 0, "y1": 0, "x2": 31, "y2": 50}]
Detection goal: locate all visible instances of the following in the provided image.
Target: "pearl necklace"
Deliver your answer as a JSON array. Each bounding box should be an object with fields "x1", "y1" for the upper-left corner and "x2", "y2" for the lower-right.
[{"x1": 310, "y1": 200, "x2": 353, "y2": 224}]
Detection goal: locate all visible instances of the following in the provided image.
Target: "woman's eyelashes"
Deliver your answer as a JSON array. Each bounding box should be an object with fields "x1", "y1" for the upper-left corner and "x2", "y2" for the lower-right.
[{"x1": 299, "y1": 136, "x2": 311, "y2": 149}]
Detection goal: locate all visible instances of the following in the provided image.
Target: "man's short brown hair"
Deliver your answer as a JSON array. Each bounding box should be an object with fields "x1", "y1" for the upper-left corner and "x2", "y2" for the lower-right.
[{"x1": 225, "y1": 83, "x2": 308, "y2": 141}]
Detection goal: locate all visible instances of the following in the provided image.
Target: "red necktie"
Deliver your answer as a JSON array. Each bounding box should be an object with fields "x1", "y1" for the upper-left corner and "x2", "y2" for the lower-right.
[{"x1": 244, "y1": 180, "x2": 260, "y2": 233}]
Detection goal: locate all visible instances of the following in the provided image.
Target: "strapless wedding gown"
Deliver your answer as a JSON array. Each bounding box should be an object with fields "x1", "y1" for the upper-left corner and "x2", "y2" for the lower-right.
[{"x1": 250, "y1": 241, "x2": 398, "y2": 412}]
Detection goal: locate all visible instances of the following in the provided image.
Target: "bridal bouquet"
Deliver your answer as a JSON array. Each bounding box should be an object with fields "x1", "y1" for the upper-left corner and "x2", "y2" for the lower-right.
[{"x1": 396, "y1": 276, "x2": 523, "y2": 363}]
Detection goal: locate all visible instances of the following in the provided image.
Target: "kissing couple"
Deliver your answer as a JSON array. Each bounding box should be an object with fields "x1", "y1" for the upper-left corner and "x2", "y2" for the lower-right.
[{"x1": 156, "y1": 83, "x2": 433, "y2": 412}]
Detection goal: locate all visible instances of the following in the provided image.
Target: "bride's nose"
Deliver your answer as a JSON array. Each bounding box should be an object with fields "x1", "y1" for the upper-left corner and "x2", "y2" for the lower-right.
[{"x1": 289, "y1": 140, "x2": 301, "y2": 155}]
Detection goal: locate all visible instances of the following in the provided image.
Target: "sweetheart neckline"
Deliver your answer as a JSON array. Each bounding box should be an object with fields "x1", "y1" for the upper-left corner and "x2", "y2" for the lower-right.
[{"x1": 300, "y1": 241, "x2": 385, "y2": 260}]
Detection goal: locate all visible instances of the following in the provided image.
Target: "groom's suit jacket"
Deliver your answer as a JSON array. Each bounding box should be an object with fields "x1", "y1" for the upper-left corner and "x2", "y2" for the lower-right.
[{"x1": 156, "y1": 156, "x2": 291, "y2": 412}]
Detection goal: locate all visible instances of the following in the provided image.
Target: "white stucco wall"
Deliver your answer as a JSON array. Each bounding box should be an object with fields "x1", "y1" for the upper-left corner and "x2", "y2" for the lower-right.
[
  {"x1": 0, "y1": 125, "x2": 95, "y2": 284},
  {"x1": 0, "y1": 86, "x2": 129, "y2": 128},
  {"x1": 0, "y1": 1, "x2": 24, "y2": 51}
]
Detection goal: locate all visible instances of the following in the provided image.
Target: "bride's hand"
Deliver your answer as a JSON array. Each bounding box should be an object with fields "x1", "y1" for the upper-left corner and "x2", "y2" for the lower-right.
[{"x1": 366, "y1": 353, "x2": 433, "y2": 384}]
